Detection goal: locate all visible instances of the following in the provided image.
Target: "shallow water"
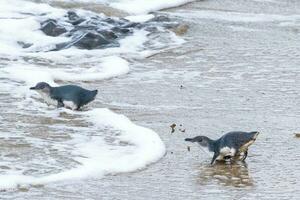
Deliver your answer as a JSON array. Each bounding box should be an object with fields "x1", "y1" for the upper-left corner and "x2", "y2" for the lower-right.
[{"x1": 1, "y1": 0, "x2": 300, "y2": 199}]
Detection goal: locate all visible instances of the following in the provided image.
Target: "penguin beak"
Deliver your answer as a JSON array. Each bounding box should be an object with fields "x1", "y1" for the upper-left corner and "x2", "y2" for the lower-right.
[{"x1": 30, "y1": 87, "x2": 36, "y2": 90}]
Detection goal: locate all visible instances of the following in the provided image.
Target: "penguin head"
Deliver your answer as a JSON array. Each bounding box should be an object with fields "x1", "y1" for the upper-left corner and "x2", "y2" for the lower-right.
[
  {"x1": 195, "y1": 136, "x2": 211, "y2": 147},
  {"x1": 30, "y1": 82, "x2": 51, "y2": 93},
  {"x1": 185, "y1": 136, "x2": 212, "y2": 147}
]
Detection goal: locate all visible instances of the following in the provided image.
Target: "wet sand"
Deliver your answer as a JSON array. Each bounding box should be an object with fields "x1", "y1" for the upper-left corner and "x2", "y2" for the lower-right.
[{"x1": 2, "y1": 0, "x2": 300, "y2": 199}]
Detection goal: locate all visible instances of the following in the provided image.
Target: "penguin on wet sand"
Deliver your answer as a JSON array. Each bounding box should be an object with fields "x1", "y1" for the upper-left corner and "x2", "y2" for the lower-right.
[
  {"x1": 185, "y1": 131, "x2": 259, "y2": 165},
  {"x1": 30, "y1": 82, "x2": 98, "y2": 110}
]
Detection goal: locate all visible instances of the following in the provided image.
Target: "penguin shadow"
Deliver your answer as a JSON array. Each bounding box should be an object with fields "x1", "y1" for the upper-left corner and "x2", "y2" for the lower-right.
[{"x1": 196, "y1": 162, "x2": 254, "y2": 188}]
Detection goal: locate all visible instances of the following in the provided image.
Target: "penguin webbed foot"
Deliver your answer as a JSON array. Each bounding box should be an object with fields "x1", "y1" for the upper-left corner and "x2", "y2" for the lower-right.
[
  {"x1": 75, "y1": 106, "x2": 81, "y2": 111},
  {"x1": 242, "y1": 151, "x2": 248, "y2": 161},
  {"x1": 57, "y1": 100, "x2": 64, "y2": 108},
  {"x1": 224, "y1": 155, "x2": 232, "y2": 161}
]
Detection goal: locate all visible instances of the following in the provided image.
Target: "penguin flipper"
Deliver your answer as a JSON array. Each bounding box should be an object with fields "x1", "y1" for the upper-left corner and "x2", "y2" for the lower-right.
[{"x1": 211, "y1": 152, "x2": 219, "y2": 165}]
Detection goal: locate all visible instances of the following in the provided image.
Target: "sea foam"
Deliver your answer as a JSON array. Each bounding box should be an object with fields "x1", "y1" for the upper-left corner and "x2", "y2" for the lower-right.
[
  {"x1": 0, "y1": 0, "x2": 167, "y2": 190},
  {"x1": 109, "y1": 0, "x2": 195, "y2": 15},
  {"x1": 39, "y1": 0, "x2": 194, "y2": 15},
  {"x1": 1, "y1": 56, "x2": 129, "y2": 85},
  {"x1": 0, "y1": 56, "x2": 165, "y2": 190},
  {"x1": 0, "y1": 108, "x2": 166, "y2": 190}
]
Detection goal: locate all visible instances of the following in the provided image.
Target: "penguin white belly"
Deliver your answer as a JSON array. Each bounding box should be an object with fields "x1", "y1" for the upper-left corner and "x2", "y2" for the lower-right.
[
  {"x1": 217, "y1": 146, "x2": 236, "y2": 160},
  {"x1": 38, "y1": 92, "x2": 57, "y2": 106},
  {"x1": 63, "y1": 100, "x2": 78, "y2": 110}
]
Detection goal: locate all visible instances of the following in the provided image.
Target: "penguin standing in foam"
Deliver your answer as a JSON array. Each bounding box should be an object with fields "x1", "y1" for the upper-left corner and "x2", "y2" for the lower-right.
[{"x1": 30, "y1": 82, "x2": 98, "y2": 110}]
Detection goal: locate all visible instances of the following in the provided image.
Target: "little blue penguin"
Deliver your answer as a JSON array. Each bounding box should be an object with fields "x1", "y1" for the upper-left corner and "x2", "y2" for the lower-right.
[
  {"x1": 30, "y1": 82, "x2": 98, "y2": 110},
  {"x1": 185, "y1": 131, "x2": 259, "y2": 165}
]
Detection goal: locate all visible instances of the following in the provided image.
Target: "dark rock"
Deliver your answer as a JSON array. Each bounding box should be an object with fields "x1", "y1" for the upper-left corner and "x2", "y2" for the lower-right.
[
  {"x1": 121, "y1": 22, "x2": 140, "y2": 28},
  {"x1": 69, "y1": 25, "x2": 98, "y2": 35},
  {"x1": 97, "y1": 30, "x2": 118, "y2": 40},
  {"x1": 41, "y1": 19, "x2": 57, "y2": 26},
  {"x1": 67, "y1": 11, "x2": 85, "y2": 25},
  {"x1": 103, "y1": 17, "x2": 117, "y2": 24},
  {"x1": 39, "y1": 10, "x2": 174, "y2": 51},
  {"x1": 143, "y1": 26, "x2": 158, "y2": 32},
  {"x1": 162, "y1": 22, "x2": 180, "y2": 29},
  {"x1": 111, "y1": 27, "x2": 132, "y2": 35},
  {"x1": 119, "y1": 18, "x2": 130, "y2": 24},
  {"x1": 151, "y1": 15, "x2": 171, "y2": 22},
  {"x1": 73, "y1": 32, "x2": 117, "y2": 49},
  {"x1": 104, "y1": 17, "x2": 131, "y2": 26},
  {"x1": 70, "y1": 18, "x2": 85, "y2": 26},
  {"x1": 17, "y1": 41, "x2": 33, "y2": 48},
  {"x1": 67, "y1": 11, "x2": 79, "y2": 21},
  {"x1": 53, "y1": 42, "x2": 71, "y2": 51},
  {"x1": 40, "y1": 20, "x2": 67, "y2": 37}
]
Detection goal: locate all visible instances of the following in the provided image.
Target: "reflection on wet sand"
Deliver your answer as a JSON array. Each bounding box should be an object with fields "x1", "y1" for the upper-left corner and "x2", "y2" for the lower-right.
[{"x1": 197, "y1": 162, "x2": 253, "y2": 188}]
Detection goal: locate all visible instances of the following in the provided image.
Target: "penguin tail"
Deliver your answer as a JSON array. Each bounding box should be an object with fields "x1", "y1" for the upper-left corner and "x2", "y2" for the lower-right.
[
  {"x1": 249, "y1": 131, "x2": 260, "y2": 139},
  {"x1": 92, "y1": 89, "x2": 98, "y2": 97}
]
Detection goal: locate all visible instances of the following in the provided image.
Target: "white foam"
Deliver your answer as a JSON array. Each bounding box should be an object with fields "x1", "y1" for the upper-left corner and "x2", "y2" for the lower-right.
[
  {"x1": 42, "y1": 0, "x2": 194, "y2": 15},
  {"x1": 0, "y1": 108, "x2": 165, "y2": 190},
  {"x1": 1, "y1": 56, "x2": 129, "y2": 88},
  {"x1": 125, "y1": 14, "x2": 155, "y2": 23},
  {"x1": 0, "y1": 0, "x2": 176, "y2": 190},
  {"x1": 106, "y1": 0, "x2": 193, "y2": 15},
  {"x1": 0, "y1": 0, "x2": 68, "y2": 56},
  {"x1": 0, "y1": 0, "x2": 63, "y2": 18},
  {"x1": 0, "y1": 53, "x2": 164, "y2": 189}
]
